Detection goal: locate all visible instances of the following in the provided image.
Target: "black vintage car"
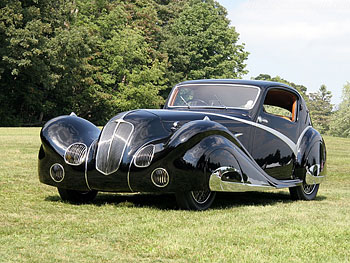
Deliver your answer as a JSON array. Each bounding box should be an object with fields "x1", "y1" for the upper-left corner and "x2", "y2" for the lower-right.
[{"x1": 38, "y1": 79, "x2": 327, "y2": 210}]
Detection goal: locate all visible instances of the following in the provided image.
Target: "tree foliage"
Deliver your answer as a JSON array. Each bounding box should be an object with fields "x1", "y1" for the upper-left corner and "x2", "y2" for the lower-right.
[
  {"x1": 0, "y1": 0, "x2": 248, "y2": 126},
  {"x1": 308, "y1": 85, "x2": 333, "y2": 134},
  {"x1": 329, "y1": 82, "x2": 350, "y2": 137},
  {"x1": 253, "y1": 74, "x2": 308, "y2": 98}
]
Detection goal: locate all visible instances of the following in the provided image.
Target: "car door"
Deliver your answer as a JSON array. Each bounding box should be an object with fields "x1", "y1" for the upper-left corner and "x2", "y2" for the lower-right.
[{"x1": 251, "y1": 87, "x2": 301, "y2": 180}]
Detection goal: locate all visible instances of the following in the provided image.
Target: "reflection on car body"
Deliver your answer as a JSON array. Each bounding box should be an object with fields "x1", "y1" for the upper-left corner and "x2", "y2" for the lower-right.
[{"x1": 38, "y1": 79, "x2": 327, "y2": 210}]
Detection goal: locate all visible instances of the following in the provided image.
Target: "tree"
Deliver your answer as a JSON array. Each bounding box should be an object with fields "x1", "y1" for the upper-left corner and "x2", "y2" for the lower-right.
[
  {"x1": 308, "y1": 85, "x2": 333, "y2": 134},
  {"x1": 253, "y1": 74, "x2": 308, "y2": 99},
  {"x1": 329, "y1": 82, "x2": 350, "y2": 137},
  {"x1": 0, "y1": 0, "x2": 95, "y2": 125},
  {"x1": 161, "y1": 0, "x2": 249, "y2": 91},
  {"x1": 0, "y1": 0, "x2": 249, "y2": 126}
]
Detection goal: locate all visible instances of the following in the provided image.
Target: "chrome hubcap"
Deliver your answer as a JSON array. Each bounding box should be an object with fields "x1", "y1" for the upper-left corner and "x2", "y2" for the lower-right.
[{"x1": 191, "y1": 190, "x2": 211, "y2": 204}]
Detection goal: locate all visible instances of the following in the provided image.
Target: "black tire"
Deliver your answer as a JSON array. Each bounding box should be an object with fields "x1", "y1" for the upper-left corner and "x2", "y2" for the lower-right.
[
  {"x1": 289, "y1": 182, "x2": 319, "y2": 200},
  {"x1": 57, "y1": 188, "x2": 98, "y2": 204},
  {"x1": 175, "y1": 190, "x2": 216, "y2": 210}
]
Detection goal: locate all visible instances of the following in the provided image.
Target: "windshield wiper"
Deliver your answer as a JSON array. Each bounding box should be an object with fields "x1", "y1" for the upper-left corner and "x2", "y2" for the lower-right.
[
  {"x1": 180, "y1": 96, "x2": 191, "y2": 109},
  {"x1": 214, "y1": 94, "x2": 227, "y2": 109}
]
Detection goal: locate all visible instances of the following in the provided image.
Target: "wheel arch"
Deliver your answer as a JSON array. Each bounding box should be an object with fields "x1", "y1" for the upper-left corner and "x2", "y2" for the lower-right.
[
  {"x1": 295, "y1": 127, "x2": 327, "y2": 181},
  {"x1": 165, "y1": 119, "x2": 248, "y2": 191}
]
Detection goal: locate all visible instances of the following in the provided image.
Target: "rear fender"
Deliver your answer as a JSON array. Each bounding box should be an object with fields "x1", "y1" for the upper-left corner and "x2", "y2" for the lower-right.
[{"x1": 295, "y1": 127, "x2": 327, "y2": 183}]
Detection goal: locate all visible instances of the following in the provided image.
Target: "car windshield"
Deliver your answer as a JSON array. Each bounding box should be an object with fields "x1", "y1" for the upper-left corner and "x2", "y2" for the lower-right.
[{"x1": 168, "y1": 84, "x2": 260, "y2": 109}]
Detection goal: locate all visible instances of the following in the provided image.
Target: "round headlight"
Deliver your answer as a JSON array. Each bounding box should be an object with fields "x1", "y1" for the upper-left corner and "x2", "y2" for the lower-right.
[
  {"x1": 50, "y1": 163, "x2": 65, "y2": 182},
  {"x1": 151, "y1": 168, "x2": 169, "y2": 187}
]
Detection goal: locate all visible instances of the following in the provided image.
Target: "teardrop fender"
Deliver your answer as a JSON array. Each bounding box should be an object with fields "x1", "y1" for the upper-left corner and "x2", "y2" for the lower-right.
[
  {"x1": 164, "y1": 119, "x2": 300, "y2": 192},
  {"x1": 38, "y1": 115, "x2": 100, "y2": 191},
  {"x1": 295, "y1": 127, "x2": 327, "y2": 184}
]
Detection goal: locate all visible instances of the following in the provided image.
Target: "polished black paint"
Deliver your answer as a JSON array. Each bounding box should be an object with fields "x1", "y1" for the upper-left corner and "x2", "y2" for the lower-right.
[{"x1": 38, "y1": 79, "x2": 326, "y2": 196}]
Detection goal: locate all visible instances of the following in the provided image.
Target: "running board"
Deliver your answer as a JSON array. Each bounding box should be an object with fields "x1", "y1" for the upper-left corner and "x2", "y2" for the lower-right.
[{"x1": 209, "y1": 167, "x2": 303, "y2": 192}]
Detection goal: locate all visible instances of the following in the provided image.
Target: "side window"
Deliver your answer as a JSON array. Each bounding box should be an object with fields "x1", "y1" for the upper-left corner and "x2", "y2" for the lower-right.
[{"x1": 263, "y1": 89, "x2": 298, "y2": 122}]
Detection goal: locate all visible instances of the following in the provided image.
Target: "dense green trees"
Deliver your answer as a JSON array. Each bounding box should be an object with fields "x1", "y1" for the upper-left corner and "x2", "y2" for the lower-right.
[
  {"x1": 0, "y1": 0, "x2": 248, "y2": 125},
  {"x1": 329, "y1": 83, "x2": 350, "y2": 137},
  {"x1": 308, "y1": 85, "x2": 333, "y2": 134}
]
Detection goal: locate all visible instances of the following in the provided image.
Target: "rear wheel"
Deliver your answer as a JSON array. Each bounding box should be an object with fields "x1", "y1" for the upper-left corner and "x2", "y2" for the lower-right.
[
  {"x1": 289, "y1": 182, "x2": 319, "y2": 200},
  {"x1": 58, "y1": 188, "x2": 98, "y2": 204},
  {"x1": 175, "y1": 190, "x2": 216, "y2": 210}
]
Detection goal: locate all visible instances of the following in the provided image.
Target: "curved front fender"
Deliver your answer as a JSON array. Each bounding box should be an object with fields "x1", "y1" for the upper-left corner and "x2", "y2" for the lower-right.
[{"x1": 38, "y1": 115, "x2": 100, "y2": 191}]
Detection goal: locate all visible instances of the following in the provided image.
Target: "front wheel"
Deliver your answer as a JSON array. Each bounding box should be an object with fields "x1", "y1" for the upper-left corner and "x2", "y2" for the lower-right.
[
  {"x1": 58, "y1": 188, "x2": 98, "y2": 204},
  {"x1": 289, "y1": 182, "x2": 319, "y2": 200},
  {"x1": 175, "y1": 190, "x2": 216, "y2": 210}
]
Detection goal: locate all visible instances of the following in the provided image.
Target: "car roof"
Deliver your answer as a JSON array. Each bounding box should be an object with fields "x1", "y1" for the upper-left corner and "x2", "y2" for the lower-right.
[{"x1": 176, "y1": 79, "x2": 298, "y2": 94}]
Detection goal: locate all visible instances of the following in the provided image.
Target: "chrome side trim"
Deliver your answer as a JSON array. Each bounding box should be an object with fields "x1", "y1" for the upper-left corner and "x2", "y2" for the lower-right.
[
  {"x1": 164, "y1": 110, "x2": 311, "y2": 157},
  {"x1": 127, "y1": 141, "x2": 152, "y2": 192},
  {"x1": 84, "y1": 140, "x2": 97, "y2": 191},
  {"x1": 296, "y1": 126, "x2": 312, "y2": 150},
  {"x1": 305, "y1": 164, "x2": 326, "y2": 185},
  {"x1": 209, "y1": 167, "x2": 274, "y2": 192},
  {"x1": 305, "y1": 172, "x2": 325, "y2": 185}
]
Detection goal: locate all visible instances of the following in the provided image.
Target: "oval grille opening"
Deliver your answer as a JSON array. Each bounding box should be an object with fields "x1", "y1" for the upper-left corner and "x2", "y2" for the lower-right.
[
  {"x1": 96, "y1": 120, "x2": 134, "y2": 175},
  {"x1": 134, "y1": 145, "x2": 155, "y2": 167},
  {"x1": 64, "y1": 143, "x2": 87, "y2": 165},
  {"x1": 151, "y1": 168, "x2": 169, "y2": 187}
]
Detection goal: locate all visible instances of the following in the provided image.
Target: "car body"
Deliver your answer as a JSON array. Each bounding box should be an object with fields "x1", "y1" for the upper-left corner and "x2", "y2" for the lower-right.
[{"x1": 38, "y1": 79, "x2": 327, "y2": 210}]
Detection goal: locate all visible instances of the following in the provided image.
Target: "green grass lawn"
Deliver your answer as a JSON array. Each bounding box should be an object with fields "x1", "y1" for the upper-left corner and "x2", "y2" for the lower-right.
[{"x1": 0, "y1": 128, "x2": 349, "y2": 262}]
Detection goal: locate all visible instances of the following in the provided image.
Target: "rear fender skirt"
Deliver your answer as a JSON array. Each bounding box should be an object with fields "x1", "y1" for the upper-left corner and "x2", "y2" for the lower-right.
[{"x1": 294, "y1": 127, "x2": 327, "y2": 182}]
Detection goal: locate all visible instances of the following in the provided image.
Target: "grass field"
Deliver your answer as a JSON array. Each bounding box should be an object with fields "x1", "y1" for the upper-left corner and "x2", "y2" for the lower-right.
[{"x1": 0, "y1": 128, "x2": 349, "y2": 262}]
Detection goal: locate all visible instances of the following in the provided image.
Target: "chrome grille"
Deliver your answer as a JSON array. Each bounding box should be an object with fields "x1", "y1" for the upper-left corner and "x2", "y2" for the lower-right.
[{"x1": 96, "y1": 120, "x2": 134, "y2": 175}]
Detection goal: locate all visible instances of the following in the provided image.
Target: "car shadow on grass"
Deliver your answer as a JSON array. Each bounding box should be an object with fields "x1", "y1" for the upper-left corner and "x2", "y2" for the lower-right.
[{"x1": 45, "y1": 191, "x2": 326, "y2": 210}]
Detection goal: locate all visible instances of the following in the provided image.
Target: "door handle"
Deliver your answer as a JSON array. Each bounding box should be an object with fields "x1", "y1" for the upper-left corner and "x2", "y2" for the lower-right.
[{"x1": 257, "y1": 116, "x2": 269, "y2": 124}]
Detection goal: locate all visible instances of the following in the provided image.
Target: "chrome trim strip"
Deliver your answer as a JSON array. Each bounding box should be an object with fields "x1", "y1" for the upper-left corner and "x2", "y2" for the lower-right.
[
  {"x1": 167, "y1": 83, "x2": 261, "y2": 110},
  {"x1": 209, "y1": 169, "x2": 274, "y2": 192},
  {"x1": 305, "y1": 164, "x2": 326, "y2": 185},
  {"x1": 305, "y1": 172, "x2": 325, "y2": 185},
  {"x1": 84, "y1": 140, "x2": 97, "y2": 191},
  {"x1": 127, "y1": 156, "x2": 135, "y2": 192},
  {"x1": 296, "y1": 126, "x2": 312, "y2": 149},
  {"x1": 165, "y1": 110, "x2": 311, "y2": 157},
  {"x1": 64, "y1": 142, "x2": 88, "y2": 166},
  {"x1": 127, "y1": 142, "x2": 154, "y2": 192},
  {"x1": 96, "y1": 119, "x2": 134, "y2": 176}
]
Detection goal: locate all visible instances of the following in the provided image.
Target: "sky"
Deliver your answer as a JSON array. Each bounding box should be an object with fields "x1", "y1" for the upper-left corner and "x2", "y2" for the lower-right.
[{"x1": 216, "y1": 0, "x2": 350, "y2": 106}]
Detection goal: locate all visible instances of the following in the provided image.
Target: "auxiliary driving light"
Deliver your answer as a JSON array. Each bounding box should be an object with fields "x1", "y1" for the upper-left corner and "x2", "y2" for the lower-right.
[
  {"x1": 50, "y1": 163, "x2": 65, "y2": 182},
  {"x1": 151, "y1": 168, "x2": 169, "y2": 187}
]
